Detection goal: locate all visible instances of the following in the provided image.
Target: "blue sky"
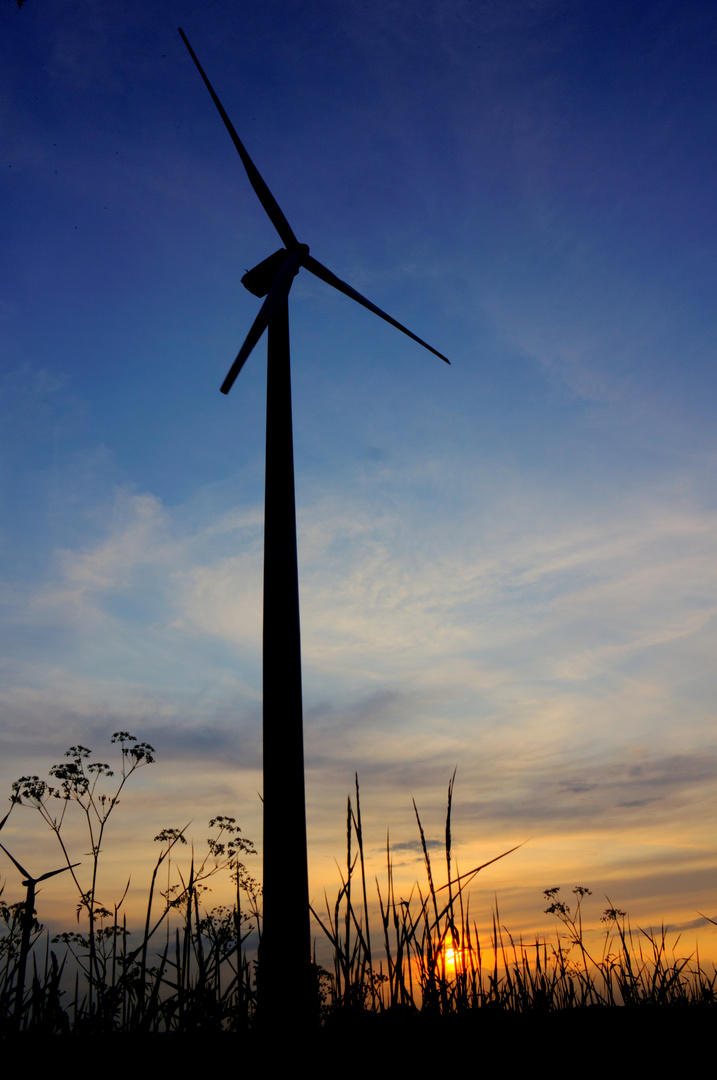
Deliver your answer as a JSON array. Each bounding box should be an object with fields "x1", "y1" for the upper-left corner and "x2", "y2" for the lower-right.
[{"x1": 2, "y1": 0, "x2": 717, "y2": 945}]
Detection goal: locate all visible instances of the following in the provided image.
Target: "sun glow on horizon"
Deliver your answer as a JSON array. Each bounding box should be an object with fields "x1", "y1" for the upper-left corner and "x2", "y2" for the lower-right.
[{"x1": 438, "y1": 938, "x2": 476, "y2": 977}]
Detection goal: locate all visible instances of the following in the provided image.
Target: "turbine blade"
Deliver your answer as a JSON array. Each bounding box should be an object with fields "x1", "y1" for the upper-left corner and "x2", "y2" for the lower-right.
[
  {"x1": 221, "y1": 252, "x2": 301, "y2": 394},
  {"x1": 36, "y1": 862, "x2": 81, "y2": 883},
  {"x1": 302, "y1": 254, "x2": 450, "y2": 365},
  {"x1": 178, "y1": 29, "x2": 298, "y2": 250},
  {"x1": 0, "y1": 842, "x2": 30, "y2": 880}
]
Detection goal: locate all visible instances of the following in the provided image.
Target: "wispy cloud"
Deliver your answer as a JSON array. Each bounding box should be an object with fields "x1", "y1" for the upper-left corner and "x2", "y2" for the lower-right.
[{"x1": 3, "y1": 471, "x2": 714, "y2": 842}]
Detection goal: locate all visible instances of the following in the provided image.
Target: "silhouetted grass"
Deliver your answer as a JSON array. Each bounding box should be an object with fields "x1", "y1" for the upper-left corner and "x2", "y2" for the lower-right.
[
  {"x1": 312, "y1": 773, "x2": 717, "y2": 1017},
  {"x1": 1, "y1": 738, "x2": 715, "y2": 1040}
]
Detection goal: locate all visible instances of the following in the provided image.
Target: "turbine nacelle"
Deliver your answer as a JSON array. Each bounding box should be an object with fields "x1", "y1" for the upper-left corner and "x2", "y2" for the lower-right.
[{"x1": 242, "y1": 245, "x2": 310, "y2": 298}]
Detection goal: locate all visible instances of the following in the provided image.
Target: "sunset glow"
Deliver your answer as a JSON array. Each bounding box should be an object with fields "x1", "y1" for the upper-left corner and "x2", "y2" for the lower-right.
[
  {"x1": 2, "y1": 0, "x2": 717, "y2": 962},
  {"x1": 440, "y1": 941, "x2": 474, "y2": 976}
]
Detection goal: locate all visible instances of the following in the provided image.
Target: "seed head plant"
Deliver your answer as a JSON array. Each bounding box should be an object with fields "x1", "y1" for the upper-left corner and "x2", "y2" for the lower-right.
[
  {"x1": 8, "y1": 733, "x2": 155, "y2": 1006},
  {"x1": 3, "y1": 733, "x2": 260, "y2": 1032}
]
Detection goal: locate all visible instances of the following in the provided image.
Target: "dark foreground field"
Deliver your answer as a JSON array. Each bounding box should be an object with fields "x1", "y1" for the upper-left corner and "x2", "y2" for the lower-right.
[{"x1": 5, "y1": 1005, "x2": 714, "y2": 1071}]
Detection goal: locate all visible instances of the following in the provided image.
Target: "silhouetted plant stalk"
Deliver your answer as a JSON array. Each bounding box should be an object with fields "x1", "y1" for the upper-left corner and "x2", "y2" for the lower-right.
[
  {"x1": 7, "y1": 732, "x2": 156, "y2": 1014},
  {"x1": 2, "y1": 745, "x2": 716, "y2": 1033}
]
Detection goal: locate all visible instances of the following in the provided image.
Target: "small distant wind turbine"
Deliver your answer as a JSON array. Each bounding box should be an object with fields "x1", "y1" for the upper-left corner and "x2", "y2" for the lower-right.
[
  {"x1": 179, "y1": 28, "x2": 449, "y2": 1020},
  {"x1": 0, "y1": 842, "x2": 80, "y2": 1027}
]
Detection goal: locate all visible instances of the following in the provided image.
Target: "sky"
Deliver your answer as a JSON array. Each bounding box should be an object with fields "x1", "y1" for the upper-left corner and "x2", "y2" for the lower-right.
[{"x1": 2, "y1": 0, "x2": 717, "y2": 957}]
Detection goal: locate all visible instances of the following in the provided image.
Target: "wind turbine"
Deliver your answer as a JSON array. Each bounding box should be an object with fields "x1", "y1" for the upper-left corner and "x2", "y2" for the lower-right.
[
  {"x1": 178, "y1": 29, "x2": 449, "y2": 1022},
  {"x1": 0, "y1": 842, "x2": 80, "y2": 1028}
]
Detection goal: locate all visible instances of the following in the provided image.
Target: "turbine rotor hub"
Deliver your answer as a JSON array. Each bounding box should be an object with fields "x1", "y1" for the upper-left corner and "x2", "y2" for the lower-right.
[{"x1": 241, "y1": 244, "x2": 309, "y2": 298}]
